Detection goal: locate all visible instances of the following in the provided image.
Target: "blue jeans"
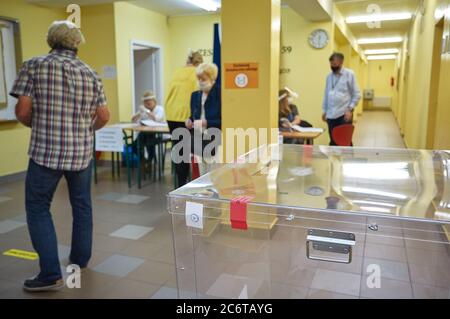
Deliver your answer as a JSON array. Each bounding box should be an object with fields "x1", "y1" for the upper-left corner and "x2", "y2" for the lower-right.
[{"x1": 25, "y1": 159, "x2": 93, "y2": 282}]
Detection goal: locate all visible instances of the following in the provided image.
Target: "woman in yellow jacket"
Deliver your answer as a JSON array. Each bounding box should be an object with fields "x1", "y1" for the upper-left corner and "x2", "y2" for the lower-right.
[{"x1": 165, "y1": 51, "x2": 203, "y2": 187}]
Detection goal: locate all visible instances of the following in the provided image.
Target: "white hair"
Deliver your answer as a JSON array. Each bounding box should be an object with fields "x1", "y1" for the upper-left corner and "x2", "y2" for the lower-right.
[
  {"x1": 196, "y1": 62, "x2": 219, "y2": 81},
  {"x1": 47, "y1": 20, "x2": 85, "y2": 50}
]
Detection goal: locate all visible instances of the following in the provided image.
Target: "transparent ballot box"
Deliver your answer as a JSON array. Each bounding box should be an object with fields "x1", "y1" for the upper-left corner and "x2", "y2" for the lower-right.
[{"x1": 167, "y1": 145, "x2": 450, "y2": 299}]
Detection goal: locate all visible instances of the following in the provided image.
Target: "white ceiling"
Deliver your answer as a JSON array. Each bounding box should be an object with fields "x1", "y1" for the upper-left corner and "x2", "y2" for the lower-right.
[{"x1": 335, "y1": 0, "x2": 420, "y2": 49}]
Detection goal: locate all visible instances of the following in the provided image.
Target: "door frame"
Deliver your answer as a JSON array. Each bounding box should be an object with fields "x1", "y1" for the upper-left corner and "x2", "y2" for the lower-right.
[{"x1": 129, "y1": 39, "x2": 164, "y2": 115}]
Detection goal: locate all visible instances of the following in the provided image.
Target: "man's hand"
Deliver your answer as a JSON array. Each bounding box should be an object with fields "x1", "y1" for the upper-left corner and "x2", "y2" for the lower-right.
[
  {"x1": 322, "y1": 113, "x2": 327, "y2": 122},
  {"x1": 344, "y1": 110, "x2": 353, "y2": 122}
]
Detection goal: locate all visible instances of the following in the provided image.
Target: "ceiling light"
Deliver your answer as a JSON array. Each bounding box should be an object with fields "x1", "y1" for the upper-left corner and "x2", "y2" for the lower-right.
[
  {"x1": 185, "y1": 0, "x2": 220, "y2": 12},
  {"x1": 346, "y1": 13, "x2": 412, "y2": 24},
  {"x1": 342, "y1": 186, "x2": 408, "y2": 200},
  {"x1": 357, "y1": 37, "x2": 403, "y2": 44},
  {"x1": 342, "y1": 162, "x2": 410, "y2": 180},
  {"x1": 353, "y1": 200, "x2": 397, "y2": 208},
  {"x1": 365, "y1": 48, "x2": 400, "y2": 55},
  {"x1": 360, "y1": 206, "x2": 392, "y2": 214},
  {"x1": 367, "y1": 55, "x2": 397, "y2": 60}
]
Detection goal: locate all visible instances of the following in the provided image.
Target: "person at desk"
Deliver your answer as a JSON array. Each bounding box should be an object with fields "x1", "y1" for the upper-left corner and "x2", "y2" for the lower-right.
[
  {"x1": 185, "y1": 62, "x2": 221, "y2": 175},
  {"x1": 165, "y1": 50, "x2": 203, "y2": 187},
  {"x1": 322, "y1": 52, "x2": 361, "y2": 146},
  {"x1": 132, "y1": 90, "x2": 165, "y2": 124},
  {"x1": 131, "y1": 91, "x2": 165, "y2": 162},
  {"x1": 279, "y1": 89, "x2": 313, "y2": 144}
]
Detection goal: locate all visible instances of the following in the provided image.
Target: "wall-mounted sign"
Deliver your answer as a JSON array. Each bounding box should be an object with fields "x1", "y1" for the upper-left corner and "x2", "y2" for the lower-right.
[
  {"x1": 225, "y1": 63, "x2": 259, "y2": 89},
  {"x1": 102, "y1": 65, "x2": 117, "y2": 79}
]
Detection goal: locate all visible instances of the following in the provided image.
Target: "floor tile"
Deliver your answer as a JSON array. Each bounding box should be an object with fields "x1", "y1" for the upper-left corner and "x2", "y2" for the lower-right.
[
  {"x1": 412, "y1": 284, "x2": 450, "y2": 299},
  {"x1": 310, "y1": 269, "x2": 361, "y2": 297},
  {"x1": 109, "y1": 224, "x2": 154, "y2": 240},
  {"x1": 96, "y1": 192, "x2": 126, "y2": 202},
  {"x1": 115, "y1": 194, "x2": 150, "y2": 205},
  {"x1": 360, "y1": 276, "x2": 413, "y2": 299},
  {"x1": 128, "y1": 260, "x2": 175, "y2": 286},
  {"x1": 92, "y1": 254, "x2": 145, "y2": 278},
  {"x1": 0, "y1": 196, "x2": 13, "y2": 203},
  {"x1": 0, "y1": 220, "x2": 27, "y2": 234},
  {"x1": 363, "y1": 257, "x2": 410, "y2": 282},
  {"x1": 307, "y1": 288, "x2": 358, "y2": 299}
]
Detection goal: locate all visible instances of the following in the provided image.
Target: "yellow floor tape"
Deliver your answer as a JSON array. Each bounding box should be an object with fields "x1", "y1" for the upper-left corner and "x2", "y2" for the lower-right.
[{"x1": 3, "y1": 249, "x2": 38, "y2": 260}]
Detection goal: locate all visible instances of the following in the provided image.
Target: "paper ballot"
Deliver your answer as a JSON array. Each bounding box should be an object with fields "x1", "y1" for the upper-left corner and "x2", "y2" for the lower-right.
[
  {"x1": 141, "y1": 119, "x2": 168, "y2": 127},
  {"x1": 291, "y1": 125, "x2": 324, "y2": 133}
]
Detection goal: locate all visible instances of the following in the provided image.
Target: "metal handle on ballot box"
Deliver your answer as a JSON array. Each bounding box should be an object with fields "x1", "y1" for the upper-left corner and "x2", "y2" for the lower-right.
[{"x1": 306, "y1": 229, "x2": 356, "y2": 264}]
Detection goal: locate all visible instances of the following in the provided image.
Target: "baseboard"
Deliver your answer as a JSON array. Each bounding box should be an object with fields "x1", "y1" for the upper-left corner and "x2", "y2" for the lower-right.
[{"x1": 0, "y1": 171, "x2": 27, "y2": 184}]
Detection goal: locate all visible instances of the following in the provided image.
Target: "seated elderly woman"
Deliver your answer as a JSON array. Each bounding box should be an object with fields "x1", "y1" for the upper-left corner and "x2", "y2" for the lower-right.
[
  {"x1": 132, "y1": 90, "x2": 165, "y2": 124},
  {"x1": 185, "y1": 62, "x2": 221, "y2": 175},
  {"x1": 131, "y1": 91, "x2": 166, "y2": 162}
]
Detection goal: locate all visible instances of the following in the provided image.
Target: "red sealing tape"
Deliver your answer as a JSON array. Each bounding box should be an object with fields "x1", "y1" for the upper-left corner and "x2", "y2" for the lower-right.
[{"x1": 230, "y1": 196, "x2": 253, "y2": 230}]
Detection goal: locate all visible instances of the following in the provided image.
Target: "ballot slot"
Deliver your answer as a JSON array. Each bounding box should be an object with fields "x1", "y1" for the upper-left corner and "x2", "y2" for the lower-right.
[{"x1": 306, "y1": 229, "x2": 356, "y2": 264}]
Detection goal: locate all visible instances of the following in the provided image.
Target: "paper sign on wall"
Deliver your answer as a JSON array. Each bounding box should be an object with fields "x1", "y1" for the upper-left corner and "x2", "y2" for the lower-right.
[
  {"x1": 225, "y1": 63, "x2": 259, "y2": 89},
  {"x1": 185, "y1": 201, "x2": 204, "y2": 229},
  {"x1": 95, "y1": 127, "x2": 123, "y2": 152}
]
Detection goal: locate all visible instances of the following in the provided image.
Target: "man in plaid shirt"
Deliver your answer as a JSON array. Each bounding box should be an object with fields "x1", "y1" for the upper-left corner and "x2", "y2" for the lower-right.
[{"x1": 10, "y1": 21, "x2": 110, "y2": 292}]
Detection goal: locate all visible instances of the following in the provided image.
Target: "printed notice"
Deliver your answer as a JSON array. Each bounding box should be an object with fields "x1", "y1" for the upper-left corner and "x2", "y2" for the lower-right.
[
  {"x1": 95, "y1": 127, "x2": 123, "y2": 152},
  {"x1": 225, "y1": 63, "x2": 259, "y2": 89},
  {"x1": 185, "y1": 201, "x2": 204, "y2": 229}
]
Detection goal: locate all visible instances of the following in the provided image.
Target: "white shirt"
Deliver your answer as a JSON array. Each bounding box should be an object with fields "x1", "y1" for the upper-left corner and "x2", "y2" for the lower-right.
[
  {"x1": 200, "y1": 92, "x2": 207, "y2": 121},
  {"x1": 135, "y1": 105, "x2": 165, "y2": 123},
  {"x1": 322, "y1": 67, "x2": 361, "y2": 120}
]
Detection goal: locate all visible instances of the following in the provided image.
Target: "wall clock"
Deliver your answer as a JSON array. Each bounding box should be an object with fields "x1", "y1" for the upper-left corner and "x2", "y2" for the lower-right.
[{"x1": 309, "y1": 29, "x2": 329, "y2": 49}]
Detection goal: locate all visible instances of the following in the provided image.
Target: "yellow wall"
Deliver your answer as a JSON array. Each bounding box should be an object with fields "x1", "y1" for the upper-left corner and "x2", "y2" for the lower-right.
[
  {"x1": 168, "y1": 14, "x2": 220, "y2": 76},
  {"x1": 0, "y1": 0, "x2": 64, "y2": 176},
  {"x1": 78, "y1": 4, "x2": 119, "y2": 123},
  {"x1": 113, "y1": 1, "x2": 171, "y2": 122},
  {"x1": 433, "y1": 1, "x2": 450, "y2": 150},
  {"x1": 280, "y1": 7, "x2": 333, "y2": 145},
  {"x1": 398, "y1": 0, "x2": 439, "y2": 149},
  {"x1": 367, "y1": 60, "x2": 396, "y2": 98}
]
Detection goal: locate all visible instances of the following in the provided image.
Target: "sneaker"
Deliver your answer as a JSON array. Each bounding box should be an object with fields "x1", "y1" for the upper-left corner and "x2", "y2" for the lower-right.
[{"x1": 23, "y1": 277, "x2": 65, "y2": 292}]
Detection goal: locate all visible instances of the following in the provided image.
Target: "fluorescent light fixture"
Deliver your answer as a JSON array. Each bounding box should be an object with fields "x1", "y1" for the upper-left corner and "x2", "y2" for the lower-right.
[
  {"x1": 365, "y1": 48, "x2": 400, "y2": 55},
  {"x1": 360, "y1": 206, "x2": 392, "y2": 214},
  {"x1": 342, "y1": 186, "x2": 408, "y2": 200},
  {"x1": 353, "y1": 200, "x2": 397, "y2": 208},
  {"x1": 367, "y1": 54, "x2": 397, "y2": 60},
  {"x1": 185, "y1": 0, "x2": 220, "y2": 11},
  {"x1": 346, "y1": 13, "x2": 412, "y2": 24},
  {"x1": 357, "y1": 37, "x2": 403, "y2": 44},
  {"x1": 342, "y1": 162, "x2": 410, "y2": 180}
]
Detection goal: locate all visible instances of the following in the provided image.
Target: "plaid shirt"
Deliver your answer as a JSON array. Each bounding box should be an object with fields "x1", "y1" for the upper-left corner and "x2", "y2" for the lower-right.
[{"x1": 10, "y1": 49, "x2": 107, "y2": 171}]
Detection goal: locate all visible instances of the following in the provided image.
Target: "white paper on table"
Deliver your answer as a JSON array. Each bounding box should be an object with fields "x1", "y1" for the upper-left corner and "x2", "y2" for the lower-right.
[
  {"x1": 141, "y1": 119, "x2": 168, "y2": 127},
  {"x1": 185, "y1": 201, "x2": 204, "y2": 229},
  {"x1": 291, "y1": 125, "x2": 324, "y2": 133}
]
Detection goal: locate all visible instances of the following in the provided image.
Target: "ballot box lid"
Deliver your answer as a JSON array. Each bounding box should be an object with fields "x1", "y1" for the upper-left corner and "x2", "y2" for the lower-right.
[{"x1": 167, "y1": 144, "x2": 450, "y2": 240}]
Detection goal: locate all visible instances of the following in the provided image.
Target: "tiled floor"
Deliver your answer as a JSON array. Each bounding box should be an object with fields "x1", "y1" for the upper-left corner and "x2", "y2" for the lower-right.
[
  {"x1": 0, "y1": 110, "x2": 448, "y2": 299},
  {"x1": 354, "y1": 110, "x2": 406, "y2": 149}
]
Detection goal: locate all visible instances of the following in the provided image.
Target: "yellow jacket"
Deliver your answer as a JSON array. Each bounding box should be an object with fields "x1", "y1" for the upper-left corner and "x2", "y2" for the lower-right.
[{"x1": 165, "y1": 66, "x2": 198, "y2": 122}]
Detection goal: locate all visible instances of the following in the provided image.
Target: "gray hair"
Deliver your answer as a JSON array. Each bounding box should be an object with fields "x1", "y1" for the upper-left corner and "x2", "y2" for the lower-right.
[
  {"x1": 47, "y1": 20, "x2": 85, "y2": 50},
  {"x1": 196, "y1": 62, "x2": 219, "y2": 81}
]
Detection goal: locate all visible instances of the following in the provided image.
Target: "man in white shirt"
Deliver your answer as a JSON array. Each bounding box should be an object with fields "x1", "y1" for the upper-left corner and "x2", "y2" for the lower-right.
[{"x1": 322, "y1": 52, "x2": 361, "y2": 146}]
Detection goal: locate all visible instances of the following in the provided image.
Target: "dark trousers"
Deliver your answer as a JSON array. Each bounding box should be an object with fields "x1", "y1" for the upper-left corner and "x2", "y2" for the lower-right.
[
  {"x1": 25, "y1": 159, "x2": 93, "y2": 282},
  {"x1": 327, "y1": 115, "x2": 353, "y2": 146},
  {"x1": 168, "y1": 121, "x2": 190, "y2": 187}
]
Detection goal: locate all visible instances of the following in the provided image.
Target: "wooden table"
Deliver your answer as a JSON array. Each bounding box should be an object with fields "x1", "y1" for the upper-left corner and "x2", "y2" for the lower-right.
[{"x1": 281, "y1": 130, "x2": 325, "y2": 145}]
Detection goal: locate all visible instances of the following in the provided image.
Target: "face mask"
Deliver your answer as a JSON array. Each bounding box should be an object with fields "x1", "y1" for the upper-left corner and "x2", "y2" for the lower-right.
[
  {"x1": 199, "y1": 80, "x2": 213, "y2": 92},
  {"x1": 331, "y1": 66, "x2": 341, "y2": 73},
  {"x1": 287, "y1": 97, "x2": 294, "y2": 105}
]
